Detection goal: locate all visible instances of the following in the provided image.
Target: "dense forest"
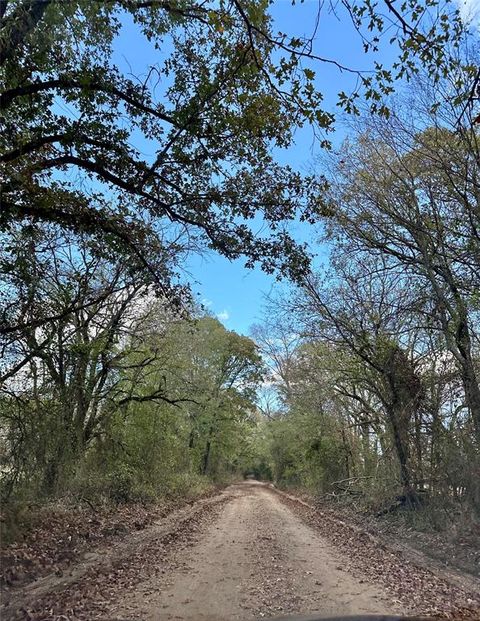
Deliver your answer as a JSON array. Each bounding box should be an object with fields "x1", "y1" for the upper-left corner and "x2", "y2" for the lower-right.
[{"x1": 1, "y1": 0, "x2": 479, "y2": 549}]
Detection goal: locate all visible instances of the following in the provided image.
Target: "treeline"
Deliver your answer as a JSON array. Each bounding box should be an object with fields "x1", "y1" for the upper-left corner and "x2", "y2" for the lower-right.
[
  {"x1": 253, "y1": 79, "x2": 480, "y2": 525},
  {"x1": 0, "y1": 227, "x2": 263, "y2": 508},
  {"x1": 1, "y1": 0, "x2": 478, "y2": 538}
]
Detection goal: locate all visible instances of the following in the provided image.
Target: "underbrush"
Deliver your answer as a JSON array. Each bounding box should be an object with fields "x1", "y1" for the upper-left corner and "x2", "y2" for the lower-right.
[
  {"x1": 0, "y1": 464, "x2": 218, "y2": 546},
  {"x1": 0, "y1": 472, "x2": 220, "y2": 587},
  {"x1": 317, "y1": 485, "x2": 480, "y2": 577},
  {"x1": 67, "y1": 465, "x2": 214, "y2": 506}
]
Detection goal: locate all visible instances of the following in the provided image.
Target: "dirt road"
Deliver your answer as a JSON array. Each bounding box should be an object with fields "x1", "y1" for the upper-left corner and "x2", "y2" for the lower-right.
[
  {"x1": 4, "y1": 482, "x2": 480, "y2": 620},
  {"x1": 114, "y1": 482, "x2": 401, "y2": 620}
]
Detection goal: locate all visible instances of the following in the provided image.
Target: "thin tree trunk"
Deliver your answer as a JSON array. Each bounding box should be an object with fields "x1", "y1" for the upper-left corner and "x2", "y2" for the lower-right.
[
  {"x1": 201, "y1": 429, "x2": 213, "y2": 475},
  {"x1": 413, "y1": 409, "x2": 423, "y2": 487},
  {"x1": 460, "y1": 361, "x2": 480, "y2": 444}
]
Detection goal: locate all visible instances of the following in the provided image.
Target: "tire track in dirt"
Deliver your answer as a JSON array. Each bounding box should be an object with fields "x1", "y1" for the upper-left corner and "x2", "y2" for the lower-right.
[
  {"x1": 272, "y1": 487, "x2": 480, "y2": 620},
  {"x1": 113, "y1": 481, "x2": 401, "y2": 620}
]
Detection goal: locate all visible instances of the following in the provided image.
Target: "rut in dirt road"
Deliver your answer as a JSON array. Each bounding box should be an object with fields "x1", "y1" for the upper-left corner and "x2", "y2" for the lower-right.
[{"x1": 114, "y1": 482, "x2": 402, "y2": 621}]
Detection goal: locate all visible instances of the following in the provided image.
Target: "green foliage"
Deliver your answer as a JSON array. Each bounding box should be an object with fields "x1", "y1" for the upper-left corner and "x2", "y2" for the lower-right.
[
  {"x1": 1, "y1": 0, "x2": 470, "y2": 288},
  {"x1": 258, "y1": 406, "x2": 352, "y2": 493},
  {"x1": 0, "y1": 0, "x2": 327, "y2": 283},
  {"x1": 1, "y1": 289, "x2": 264, "y2": 508}
]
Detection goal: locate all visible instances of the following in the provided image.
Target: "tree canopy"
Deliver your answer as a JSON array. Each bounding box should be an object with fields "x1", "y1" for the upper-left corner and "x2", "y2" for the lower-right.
[{"x1": 1, "y1": 0, "x2": 471, "y2": 296}]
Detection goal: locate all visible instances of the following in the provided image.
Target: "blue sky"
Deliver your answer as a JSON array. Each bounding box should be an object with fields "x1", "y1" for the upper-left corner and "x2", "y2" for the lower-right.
[
  {"x1": 184, "y1": 0, "x2": 397, "y2": 335},
  {"x1": 111, "y1": 1, "x2": 414, "y2": 335}
]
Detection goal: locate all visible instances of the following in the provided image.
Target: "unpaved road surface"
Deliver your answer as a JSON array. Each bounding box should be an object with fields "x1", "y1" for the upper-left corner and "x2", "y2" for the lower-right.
[
  {"x1": 3, "y1": 482, "x2": 480, "y2": 620},
  {"x1": 115, "y1": 482, "x2": 399, "y2": 620}
]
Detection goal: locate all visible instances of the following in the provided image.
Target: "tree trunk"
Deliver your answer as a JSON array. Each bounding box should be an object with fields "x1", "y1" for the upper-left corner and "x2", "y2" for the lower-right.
[
  {"x1": 201, "y1": 432, "x2": 213, "y2": 475},
  {"x1": 387, "y1": 404, "x2": 418, "y2": 505},
  {"x1": 340, "y1": 426, "x2": 351, "y2": 478},
  {"x1": 390, "y1": 412, "x2": 411, "y2": 488},
  {"x1": 361, "y1": 423, "x2": 375, "y2": 475},
  {"x1": 413, "y1": 408, "x2": 423, "y2": 487},
  {"x1": 438, "y1": 294, "x2": 480, "y2": 443},
  {"x1": 460, "y1": 360, "x2": 480, "y2": 444}
]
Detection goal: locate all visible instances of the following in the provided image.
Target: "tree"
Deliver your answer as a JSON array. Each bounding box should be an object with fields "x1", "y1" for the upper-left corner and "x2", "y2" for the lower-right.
[
  {"x1": 255, "y1": 241, "x2": 479, "y2": 510},
  {"x1": 0, "y1": 225, "x2": 185, "y2": 494},
  {"x1": 292, "y1": 252, "x2": 428, "y2": 499},
  {"x1": 0, "y1": 0, "x2": 320, "y2": 285},
  {"x1": 0, "y1": 0, "x2": 470, "y2": 291},
  {"x1": 321, "y1": 98, "x2": 480, "y2": 442},
  {"x1": 163, "y1": 316, "x2": 264, "y2": 476}
]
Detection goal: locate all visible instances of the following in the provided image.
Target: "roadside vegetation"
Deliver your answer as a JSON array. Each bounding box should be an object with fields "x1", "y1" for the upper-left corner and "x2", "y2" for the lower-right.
[
  {"x1": 0, "y1": 233, "x2": 263, "y2": 535},
  {"x1": 1, "y1": 0, "x2": 479, "y2": 582}
]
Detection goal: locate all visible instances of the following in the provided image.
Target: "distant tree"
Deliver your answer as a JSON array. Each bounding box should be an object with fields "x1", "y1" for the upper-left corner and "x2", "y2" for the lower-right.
[{"x1": 165, "y1": 317, "x2": 264, "y2": 475}]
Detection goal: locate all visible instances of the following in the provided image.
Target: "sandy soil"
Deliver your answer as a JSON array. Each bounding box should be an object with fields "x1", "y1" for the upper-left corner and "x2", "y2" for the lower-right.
[
  {"x1": 113, "y1": 482, "x2": 401, "y2": 620},
  {"x1": 3, "y1": 482, "x2": 479, "y2": 620}
]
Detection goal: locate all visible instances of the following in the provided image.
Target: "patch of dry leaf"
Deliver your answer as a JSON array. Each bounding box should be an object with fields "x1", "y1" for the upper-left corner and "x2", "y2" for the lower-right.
[
  {"x1": 1, "y1": 503, "x2": 165, "y2": 588},
  {"x1": 1, "y1": 493, "x2": 228, "y2": 621},
  {"x1": 276, "y1": 491, "x2": 480, "y2": 621}
]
